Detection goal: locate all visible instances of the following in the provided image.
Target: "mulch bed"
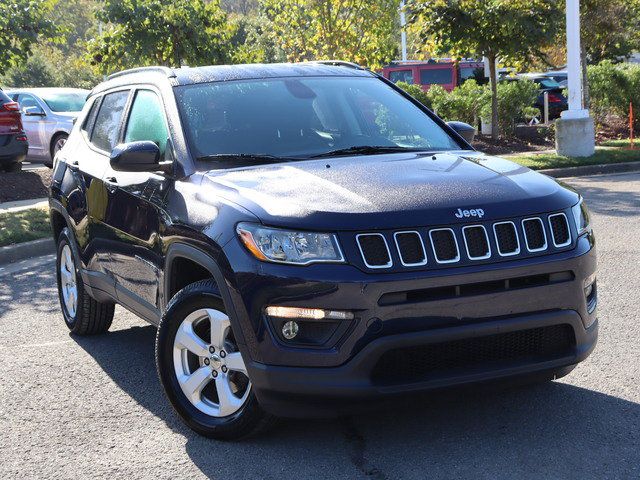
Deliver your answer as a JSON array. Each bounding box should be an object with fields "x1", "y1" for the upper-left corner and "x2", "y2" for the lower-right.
[
  {"x1": 472, "y1": 135, "x2": 553, "y2": 156},
  {"x1": 0, "y1": 169, "x2": 52, "y2": 203}
]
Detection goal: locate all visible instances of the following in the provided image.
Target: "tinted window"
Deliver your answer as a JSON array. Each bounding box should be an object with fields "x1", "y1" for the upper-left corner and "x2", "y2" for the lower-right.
[
  {"x1": 460, "y1": 66, "x2": 487, "y2": 85},
  {"x1": 175, "y1": 77, "x2": 460, "y2": 162},
  {"x1": 124, "y1": 90, "x2": 168, "y2": 155},
  {"x1": 91, "y1": 91, "x2": 129, "y2": 152},
  {"x1": 82, "y1": 97, "x2": 101, "y2": 135},
  {"x1": 40, "y1": 92, "x2": 87, "y2": 112},
  {"x1": 419, "y1": 68, "x2": 453, "y2": 85},
  {"x1": 389, "y1": 70, "x2": 414, "y2": 84},
  {"x1": 17, "y1": 94, "x2": 42, "y2": 112}
]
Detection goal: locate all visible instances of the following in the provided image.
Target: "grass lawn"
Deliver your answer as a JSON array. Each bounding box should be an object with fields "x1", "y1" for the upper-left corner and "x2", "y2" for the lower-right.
[
  {"x1": 0, "y1": 206, "x2": 51, "y2": 247},
  {"x1": 505, "y1": 145, "x2": 640, "y2": 170}
]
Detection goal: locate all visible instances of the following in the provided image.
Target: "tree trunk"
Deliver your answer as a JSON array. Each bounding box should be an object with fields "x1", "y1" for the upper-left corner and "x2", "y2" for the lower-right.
[{"x1": 488, "y1": 54, "x2": 499, "y2": 138}]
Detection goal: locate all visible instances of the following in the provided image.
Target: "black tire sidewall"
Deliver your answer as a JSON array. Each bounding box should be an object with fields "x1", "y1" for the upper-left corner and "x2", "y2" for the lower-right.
[{"x1": 156, "y1": 284, "x2": 264, "y2": 439}]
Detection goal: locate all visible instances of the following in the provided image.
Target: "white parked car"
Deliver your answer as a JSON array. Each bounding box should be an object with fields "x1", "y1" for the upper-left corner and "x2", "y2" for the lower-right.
[{"x1": 6, "y1": 88, "x2": 89, "y2": 167}]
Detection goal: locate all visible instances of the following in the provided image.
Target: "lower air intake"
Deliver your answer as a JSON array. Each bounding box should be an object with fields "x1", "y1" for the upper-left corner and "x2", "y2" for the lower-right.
[{"x1": 371, "y1": 324, "x2": 575, "y2": 385}]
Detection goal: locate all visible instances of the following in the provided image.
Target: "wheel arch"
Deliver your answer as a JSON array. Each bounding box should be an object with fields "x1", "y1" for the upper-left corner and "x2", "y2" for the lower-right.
[{"x1": 163, "y1": 243, "x2": 246, "y2": 345}]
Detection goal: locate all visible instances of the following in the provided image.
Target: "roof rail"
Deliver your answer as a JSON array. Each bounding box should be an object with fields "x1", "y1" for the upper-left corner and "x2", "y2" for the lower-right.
[
  {"x1": 312, "y1": 60, "x2": 366, "y2": 70},
  {"x1": 107, "y1": 66, "x2": 176, "y2": 81}
]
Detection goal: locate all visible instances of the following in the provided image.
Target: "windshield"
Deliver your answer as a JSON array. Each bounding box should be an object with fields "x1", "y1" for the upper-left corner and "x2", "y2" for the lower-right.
[
  {"x1": 175, "y1": 77, "x2": 461, "y2": 162},
  {"x1": 40, "y1": 92, "x2": 87, "y2": 112}
]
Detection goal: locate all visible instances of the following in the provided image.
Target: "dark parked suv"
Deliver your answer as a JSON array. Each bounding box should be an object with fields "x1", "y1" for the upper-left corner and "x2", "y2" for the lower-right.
[
  {"x1": 49, "y1": 62, "x2": 597, "y2": 439},
  {"x1": 0, "y1": 88, "x2": 28, "y2": 172}
]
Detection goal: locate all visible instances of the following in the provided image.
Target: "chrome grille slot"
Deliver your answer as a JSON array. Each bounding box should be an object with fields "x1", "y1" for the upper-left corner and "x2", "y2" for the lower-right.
[
  {"x1": 522, "y1": 218, "x2": 547, "y2": 252},
  {"x1": 394, "y1": 231, "x2": 427, "y2": 266},
  {"x1": 548, "y1": 213, "x2": 571, "y2": 247},
  {"x1": 356, "y1": 233, "x2": 392, "y2": 268},
  {"x1": 493, "y1": 221, "x2": 520, "y2": 256},
  {"x1": 462, "y1": 225, "x2": 491, "y2": 260},
  {"x1": 429, "y1": 228, "x2": 460, "y2": 263}
]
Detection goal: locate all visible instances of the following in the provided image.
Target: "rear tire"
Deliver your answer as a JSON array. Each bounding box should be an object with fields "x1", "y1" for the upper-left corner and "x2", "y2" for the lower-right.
[
  {"x1": 56, "y1": 228, "x2": 114, "y2": 335},
  {"x1": 156, "y1": 279, "x2": 276, "y2": 440}
]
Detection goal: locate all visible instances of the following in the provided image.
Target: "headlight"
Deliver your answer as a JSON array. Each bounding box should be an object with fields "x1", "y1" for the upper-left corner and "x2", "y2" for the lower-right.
[
  {"x1": 237, "y1": 223, "x2": 344, "y2": 265},
  {"x1": 571, "y1": 198, "x2": 591, "y2": 235}
]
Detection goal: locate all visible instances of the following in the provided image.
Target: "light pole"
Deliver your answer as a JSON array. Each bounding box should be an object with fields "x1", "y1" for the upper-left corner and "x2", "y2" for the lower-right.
[
  {"x1": 400, "y1": 1, "x2": 407, "y2": 62},
  {"x1": 555, "y1": 0, "x2": 595, "y2": 157}
]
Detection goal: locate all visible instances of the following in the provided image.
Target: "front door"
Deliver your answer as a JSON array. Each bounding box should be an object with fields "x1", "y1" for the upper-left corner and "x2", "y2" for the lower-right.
[
  {"x1": 15, "y1": 93, "x2": 48, "y2": 158},
  {"x1": 100, "y1": 88, "x2": 172, "y2": 322}
]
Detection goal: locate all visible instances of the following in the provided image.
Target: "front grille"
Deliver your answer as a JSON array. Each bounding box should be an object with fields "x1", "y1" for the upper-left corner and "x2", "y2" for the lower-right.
[
  {"x1": 356, "y1": 233, "x2": 392, "y2": 268},
  {"x1": 493, "y1": 221, "x2": 520, "y2": 256},
  {"x1": 430, "y1": 229, "x2": 459, "y2": 263},
  {"x1": 354, "y1": 210, "x2": 571, "y2": 269},
  {"x1": 549, "y1": 213, "x2": 571, "y2": 247},
  {"x1": 522, "y1": 218, "x2": 547, "y2": 251},
  {"x1": 463, "y1": 225, "x2": 490, "y2": 259},
  {"x1": 394, "y1": 231, "x2": 427, "y2": 266},
  {"x1": 371, "y1": 324, "x2": 575, "y2": 385}
]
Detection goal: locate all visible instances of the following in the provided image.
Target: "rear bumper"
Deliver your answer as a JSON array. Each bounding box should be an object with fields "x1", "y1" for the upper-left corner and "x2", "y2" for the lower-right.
[
  {"x1": 0, "y1": 134, "x2": 28, "y2": 164},
  {"x1": 250, "y1": 310, "x2": 597, "y2": 417}
]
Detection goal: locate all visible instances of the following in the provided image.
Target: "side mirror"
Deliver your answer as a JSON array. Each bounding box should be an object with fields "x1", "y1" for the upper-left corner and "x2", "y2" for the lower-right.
[
  {"x1": 447, "y1": 121, "x2": 476, "y2": 143},
  {"x1": 110, "y1": 141, "x2": 161, "y2": 172},
  {"x1": 23, "y1": 106, "x2": 45, "y2": 116}
]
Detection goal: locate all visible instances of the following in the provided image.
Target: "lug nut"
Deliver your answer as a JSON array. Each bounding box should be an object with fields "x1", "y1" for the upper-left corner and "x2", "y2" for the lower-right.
[
  {"x1": 212, "y1": 370, "x2": 218, "y2": 378},
  {"x1": 220, "y1": 350, "x2": 226, "y2": 358},
  {"x1": 221, "y1": 365, "x2": 228, "y2": 373},
  {"x1": 204, "y1": 358, "x2": 210, "y2": 366},
  {"x1": 209, "y1": 346, "x2": 215, "y2": 354}
]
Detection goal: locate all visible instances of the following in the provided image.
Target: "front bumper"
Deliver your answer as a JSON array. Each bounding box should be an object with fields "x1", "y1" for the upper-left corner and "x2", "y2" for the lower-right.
[{"x1": 222, "y1": 233, "x2": 597, "y2": 416}]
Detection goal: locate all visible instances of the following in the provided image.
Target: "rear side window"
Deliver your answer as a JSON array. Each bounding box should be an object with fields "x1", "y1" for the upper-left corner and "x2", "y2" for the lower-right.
[
  {"x1": 82, "y1": 97, "x2": 101, "y2": 135},
  {"x1": 419, "y1": 68, "x2": 453, "y2": 85},
  {"x1": 91, "y1": 90, "x2": 129, "y2": 152},
  {"x1": 124, "y1": 90, "x2": 168, "y2": 155},
  {"x1": 389, "y1": 70, "x2": 414, "y2": 84}
]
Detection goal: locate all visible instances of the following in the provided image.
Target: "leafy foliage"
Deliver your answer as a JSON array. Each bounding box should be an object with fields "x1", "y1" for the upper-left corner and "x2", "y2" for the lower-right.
[
  {"x1": 582, "y1": 0, "x2": 640, "y2": 63},
  {"x1": 262, "y1": 0, "x2": 399, "y2": 69},
  {"x1": 0, "y1": 0, "x2": 57, "y2": 73},
  {"x1": 395, "y1": 81, "x2": 431, "y2": 108},
  {"x1": 480, "y1": 79, "x2": 538, "y2": 137},
  {"x1": 588, "y1": 61, "x2": 640, "y2": 130},
  {"x1": 427, "y1": 80, "x2": 486, "y2": 127},
  {"x1": 88, "y1": 0, "x2": 232, "y2": 73},
  {"x1": 409, "y1": 0, "x2": 560, "y2": 137}
]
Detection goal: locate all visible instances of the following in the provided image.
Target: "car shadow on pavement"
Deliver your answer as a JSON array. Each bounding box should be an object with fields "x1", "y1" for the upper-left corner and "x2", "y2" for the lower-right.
[{"x1": 72, "y1": 324, "x2": 640, "y2": 479}]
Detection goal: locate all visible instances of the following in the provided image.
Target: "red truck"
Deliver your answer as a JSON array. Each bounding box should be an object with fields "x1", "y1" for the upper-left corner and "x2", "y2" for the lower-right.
[{"x1": 381, "y1": 59, "x2": 487, "y2": 92}]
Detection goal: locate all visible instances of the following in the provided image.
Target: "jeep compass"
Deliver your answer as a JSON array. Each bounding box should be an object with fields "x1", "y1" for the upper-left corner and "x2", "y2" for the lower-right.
[{"x1": 49, "y1": 62, "x2": 597, "y2": 440}]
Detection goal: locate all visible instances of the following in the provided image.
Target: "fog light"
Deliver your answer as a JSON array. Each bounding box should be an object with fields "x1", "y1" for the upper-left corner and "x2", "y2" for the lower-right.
[
  {"x1": 265, "y1": 306, "x2": 354, "y2": 321},
  {"x1": 282, "y1": 320, "x2": 299, "y2": 340}
]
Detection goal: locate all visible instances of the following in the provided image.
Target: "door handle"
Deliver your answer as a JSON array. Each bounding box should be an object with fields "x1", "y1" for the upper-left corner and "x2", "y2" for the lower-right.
[{"x1": 105, "y1": 176, "x2": 118, "y2": 183}]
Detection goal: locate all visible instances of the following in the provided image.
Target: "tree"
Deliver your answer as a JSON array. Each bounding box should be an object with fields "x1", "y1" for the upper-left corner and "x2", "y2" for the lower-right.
[
  {"x1": 261, "y1": 0, "x2": 399, "y2": 69},
  {"x1": 88, "y1": 0, "x2": 233, "y2": 74},
  {"x1": 582, "y1": 0, "x2": 640, "y2": 64},
  {"x1": 0, "y1": 0, "x2": 57, "y2": 74},
  {"x1": 409, "y1": 0, "x2": 561, "y2": 138}
]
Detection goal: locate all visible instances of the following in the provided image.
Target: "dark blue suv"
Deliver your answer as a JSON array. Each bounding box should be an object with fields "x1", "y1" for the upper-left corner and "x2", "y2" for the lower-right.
[{"x1": 49, "y1": 62, "x2": 597, "y2": 439}]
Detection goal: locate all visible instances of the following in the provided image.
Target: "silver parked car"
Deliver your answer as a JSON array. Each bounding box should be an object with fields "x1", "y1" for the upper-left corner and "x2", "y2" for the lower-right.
[{"x1": 6, "y1": 88, "x2": 89, "y2": 167}]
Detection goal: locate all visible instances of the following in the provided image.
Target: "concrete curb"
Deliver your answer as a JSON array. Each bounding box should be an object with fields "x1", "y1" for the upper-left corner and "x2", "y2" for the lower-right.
[
  {"x1": 537, "y1": 161, "x2": 640, "y2": 178},
  {"x1": 0, "y1": 238, "x2": 55, "y2": 266}
]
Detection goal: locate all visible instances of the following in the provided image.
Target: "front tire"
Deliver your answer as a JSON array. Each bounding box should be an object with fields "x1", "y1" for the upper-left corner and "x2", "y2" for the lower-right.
[
  {"x1": 56, "y1": 228, "x2": 114, "y2": 335},
  {"x1": 156, "y1": 279, "x2": 275, "y2": 440},
  {"x1": 50, "y1": 133, "x2": 68, "y2": 164}
]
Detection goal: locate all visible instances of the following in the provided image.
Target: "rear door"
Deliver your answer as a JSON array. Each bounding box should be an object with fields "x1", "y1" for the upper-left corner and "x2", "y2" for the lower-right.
[{"x1": 99, "y1": 87, "x2": 171, "y2": 322}]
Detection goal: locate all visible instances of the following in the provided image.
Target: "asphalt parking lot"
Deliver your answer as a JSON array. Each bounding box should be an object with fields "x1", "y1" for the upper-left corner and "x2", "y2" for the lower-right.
[{"x1": 0, "y1": 172, "x2": 639, "y2": 479}]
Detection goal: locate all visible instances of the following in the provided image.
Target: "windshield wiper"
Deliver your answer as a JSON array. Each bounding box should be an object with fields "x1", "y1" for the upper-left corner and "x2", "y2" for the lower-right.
[
  {"x1": 196, "y1": 153, "x2": 299, "y2": 164},
  {"x1": 308, "y1": 145, "x2": 426, "y2": 159}
]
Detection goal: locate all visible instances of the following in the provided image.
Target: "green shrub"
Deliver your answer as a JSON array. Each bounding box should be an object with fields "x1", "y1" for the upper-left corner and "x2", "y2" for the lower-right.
[
  {"x1": 428, "y1": 80, "x2": 485, "y2": 127},
  {"x1": 587, "y1": 60, "x2": 630, "y2": 125},
  {"x1": 481, "y1": 80, "x2": 539, "y2": 137},
  {"x1": 395, "y1": 81, "x2": 432, "y2": 109}
]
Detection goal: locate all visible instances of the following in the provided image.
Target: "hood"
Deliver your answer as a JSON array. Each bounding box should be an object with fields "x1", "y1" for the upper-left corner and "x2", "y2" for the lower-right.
[{"x1": 201, "y1": 151, "x2": 579, "y2": 230}]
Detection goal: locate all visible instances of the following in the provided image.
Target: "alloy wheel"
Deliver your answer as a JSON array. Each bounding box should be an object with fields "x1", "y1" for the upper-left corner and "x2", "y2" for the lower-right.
[
  {"x1": 59, "y1": 244, "x2": 78, "y2": 318},
  {"x1": 172, "y1": 308, "x2": 251, "y2": 417},
  {"x1": 53, "y1": 136, "x2": 66, "y2": 155}
]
